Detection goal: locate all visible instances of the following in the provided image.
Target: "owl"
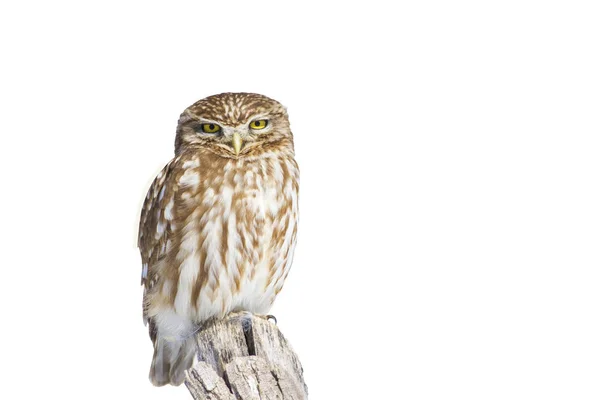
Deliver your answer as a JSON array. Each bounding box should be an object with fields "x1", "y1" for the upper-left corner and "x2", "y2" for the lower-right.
[{"x1": 138, "y1": 93, "x2": 299, "y2": 386}]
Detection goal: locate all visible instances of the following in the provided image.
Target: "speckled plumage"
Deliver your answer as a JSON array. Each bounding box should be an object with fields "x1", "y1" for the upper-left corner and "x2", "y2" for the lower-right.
[{"x1": 138, "y1": 93, "x2": 299, "y2": 386}]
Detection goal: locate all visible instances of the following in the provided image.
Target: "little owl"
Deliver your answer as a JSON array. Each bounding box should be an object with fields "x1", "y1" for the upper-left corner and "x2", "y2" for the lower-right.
[{"x1": 138, "y1": 93, "x2": 299, "y2": 386}]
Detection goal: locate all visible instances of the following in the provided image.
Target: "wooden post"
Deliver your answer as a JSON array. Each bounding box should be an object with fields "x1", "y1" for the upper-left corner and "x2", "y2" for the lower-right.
[{"x1": 185, "y1": 312, "x2": 308, "y2": 400}]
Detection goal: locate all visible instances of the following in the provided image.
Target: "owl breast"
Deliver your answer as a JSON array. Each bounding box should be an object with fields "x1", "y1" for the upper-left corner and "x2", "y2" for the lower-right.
[{"x1": 160, "y1": 150, "x2": 299, "y2": 325}]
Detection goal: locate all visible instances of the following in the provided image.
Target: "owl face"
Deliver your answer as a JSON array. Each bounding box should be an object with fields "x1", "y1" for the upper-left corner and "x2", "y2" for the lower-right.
[{"x1": 174, "y1": 93, "x2": 293, "y2": 157}]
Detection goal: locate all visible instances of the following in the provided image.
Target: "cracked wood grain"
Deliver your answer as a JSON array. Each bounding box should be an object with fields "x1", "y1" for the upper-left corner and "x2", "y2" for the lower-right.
[{"x1": 185, "y1": 312, "x2": 308, "y2": 400}]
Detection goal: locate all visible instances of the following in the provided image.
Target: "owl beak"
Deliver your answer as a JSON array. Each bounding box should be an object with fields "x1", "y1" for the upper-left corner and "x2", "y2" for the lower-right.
[{"x1": 232, "y1": 132, "x2": 243, "y2": 155}]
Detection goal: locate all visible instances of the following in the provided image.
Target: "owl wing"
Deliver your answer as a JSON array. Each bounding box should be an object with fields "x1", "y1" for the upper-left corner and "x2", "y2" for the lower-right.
[{"x1": 138, "y1": 158, "x2": 179, "y2": 324}]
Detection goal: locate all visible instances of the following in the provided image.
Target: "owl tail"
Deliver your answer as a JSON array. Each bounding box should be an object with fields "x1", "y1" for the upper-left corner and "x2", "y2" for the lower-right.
[{"x1": 149, "y1": 335, "x2": 196, "y2": 386}]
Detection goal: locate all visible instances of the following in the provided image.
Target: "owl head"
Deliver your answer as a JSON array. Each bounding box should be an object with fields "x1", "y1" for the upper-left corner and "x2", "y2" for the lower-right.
[{"x1": 174, "y1": 92, "x2": 293, "y2": 157}]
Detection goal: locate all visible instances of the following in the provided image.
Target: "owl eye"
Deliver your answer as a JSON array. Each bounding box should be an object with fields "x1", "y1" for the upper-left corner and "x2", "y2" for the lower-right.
[
  {"x1": 199, "y1": 123, "x2": 221, "y2": 134},
  {"x1": 250, "y1": 119, "x2": 268, "y2": 130}
]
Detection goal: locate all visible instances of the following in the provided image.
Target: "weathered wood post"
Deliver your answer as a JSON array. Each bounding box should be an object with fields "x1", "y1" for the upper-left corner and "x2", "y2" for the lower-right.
[{"x1": 185, "y1": 312, "x2": 308, "y2": 399}]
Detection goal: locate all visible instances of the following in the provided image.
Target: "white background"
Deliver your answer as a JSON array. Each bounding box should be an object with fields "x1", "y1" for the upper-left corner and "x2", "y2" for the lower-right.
[{"x1": 1, "y1": 1, "x2": 599, "y2": 399}]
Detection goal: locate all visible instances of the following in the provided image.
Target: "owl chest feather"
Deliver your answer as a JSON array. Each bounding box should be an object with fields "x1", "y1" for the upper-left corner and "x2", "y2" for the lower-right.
[{"x1": 165, "y1": 152, "x2": 298, "y2": 322}]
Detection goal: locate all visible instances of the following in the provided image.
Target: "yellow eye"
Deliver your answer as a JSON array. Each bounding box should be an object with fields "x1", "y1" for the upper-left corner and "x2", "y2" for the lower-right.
[
  {"x1": 250, "y1": 119, "x2": 268, "y2": 130},
  {"x1": 200, "y1": 123, "x2": 221, "y2": 133}
]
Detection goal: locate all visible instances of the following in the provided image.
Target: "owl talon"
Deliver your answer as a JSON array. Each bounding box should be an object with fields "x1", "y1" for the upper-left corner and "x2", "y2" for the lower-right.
[{"x1": 266, "y1": 314, "x2": 277, "y2": 324}]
